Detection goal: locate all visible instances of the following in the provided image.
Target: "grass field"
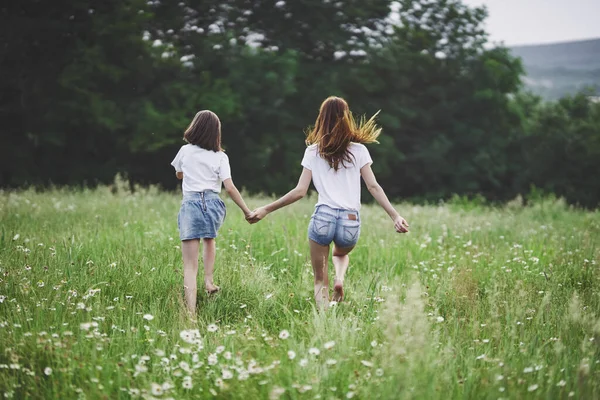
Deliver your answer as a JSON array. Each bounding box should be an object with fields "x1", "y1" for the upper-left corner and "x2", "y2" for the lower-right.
[{"x1": 1, "y1": 184, "x2": 599, "y2": 399}]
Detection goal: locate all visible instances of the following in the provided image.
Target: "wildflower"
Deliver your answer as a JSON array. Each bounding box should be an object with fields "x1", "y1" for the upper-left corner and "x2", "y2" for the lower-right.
[
  {"x1": 496, "y1": 375, "x2": 504, "y2": 381},
  {"x1": 207, "y1": 324, "x2": 219, "y2": 333},
  {"x1": 288, "y1": 350, "x2": 296, "y2": 360},
  {"x1": 150, "y1": 383, "x2": 163, "y2": 396},
  {"x1": 299, "y1": 358, "x2": 308, "y2": 367},
  {"x1": 375, "y1": 368, "x2": 384, "y2": 377},
  {"x1": 326, "y1": 359, "x2": 337, "y2": 366},
  {"x1": 179, "y1": 361, "x2": 191, "y2": 372},
  {"x1": 279, "y1": 330, "x2": 290, "y2": 340},
  {"x1": 370, "y1": 340, "x2": 378, "y2": 347},
  {"x1": 182, "y1": 377, "x2": 193, "y2": 389},
  {"x1": 143, "y1": 314, "x2": 154, "y2": 321},
  {"x1": 347, "y1": 392, "x2": 355, "y2": 399},
  {"x1": 222, "y1": 369, "x2": 233, "y2": 380},
  {"x1": 179, "y1": 329, "x2": 201, "y2": 344},
  {"x1": 44, "y1": 367, "x2": 52, "y2": 376},
  {"x1": 523, "y1": 367, "x2": 534, "y2": 373},
  {"x1": 13, "y1": 234, "x2": 20, "y2": 241},
  {"x1": 216, "y1": 345, "x2": 225, "y2": 354},
  {"x1": 361, "y1": 360, "x2": 374, "y2": 367},
  {"x1": 238, "y1": 370, "x2": 250, "y2": 380},
  {"x1": 80, "y1": 322, "x2": 98, "y2": 331},
  {"x1": 528, "y1": 384, "x2": 539, "y2": 392},
  {"x1": 324, "y1": 341, "x2": 335, "y2": 350},
  {"x1": 134, "y1": 364, "x2": 148, "y2": 376},
  {"x1": 265, "y1": 293, "x2": 273, "y2": 299},
  {"x1": 436, "y1": 316, "x2": 444, "y2": 323},
  {"x1": 476, "y1": 354, "x2": 485, "y2": 360},
  {"x1": 269, "y1": 386, "x2": 285, "y2": 400},
  {"x1": 208, "y1": 354, "x2": 218, "y2": 366},
  {"x1": 557, "y1": 380, "x2": 566, "y2": 387},
  {"x1": 308, "y1": 348, "x2": 320, "y2": 356}
]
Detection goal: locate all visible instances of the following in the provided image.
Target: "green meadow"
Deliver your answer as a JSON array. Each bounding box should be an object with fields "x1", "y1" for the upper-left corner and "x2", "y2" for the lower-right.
[{"x1": 0, "y1": 186, "x2": 599, "y2": 399}]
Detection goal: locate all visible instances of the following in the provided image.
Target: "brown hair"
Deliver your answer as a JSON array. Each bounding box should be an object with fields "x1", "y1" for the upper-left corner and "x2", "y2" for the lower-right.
[
  {"x1": 305, "y1": 96, "x2": 381, "y2": 171},
  {"x1": 183, "y1": 110, "x2": 222, "y2": 152}
]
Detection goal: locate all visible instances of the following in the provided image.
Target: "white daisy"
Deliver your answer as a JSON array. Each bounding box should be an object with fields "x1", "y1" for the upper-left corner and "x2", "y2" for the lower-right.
[
  {"x1": 279, "y1": 330, "x2": 290, "y2": 340},
  {"x1": 150, "y1": 383, "x2": 163, "y2": 396},
  {"x1": 182, "y1": 377, "x2": 193, "y2": 389}
]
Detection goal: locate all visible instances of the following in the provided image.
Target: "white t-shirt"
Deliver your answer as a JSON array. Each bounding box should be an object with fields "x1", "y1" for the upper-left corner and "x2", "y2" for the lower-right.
[
  {"x1": 171, "y1": 144, "x2": 231, "y2": 193},
  {"x1": 301, "y1": 143, "x2": 373, "y2": 211}
]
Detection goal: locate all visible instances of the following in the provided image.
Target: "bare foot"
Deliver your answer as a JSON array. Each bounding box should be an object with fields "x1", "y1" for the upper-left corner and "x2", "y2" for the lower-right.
[
  {"x1": 205, "y1": 281, "x2": 220, "y2": 294},
  {"x1": 332, "y1": 279, "x2": 344, "y2": 302},
  {"x1": 314, "y1": 284, "x2": 329, "y2": 310}
]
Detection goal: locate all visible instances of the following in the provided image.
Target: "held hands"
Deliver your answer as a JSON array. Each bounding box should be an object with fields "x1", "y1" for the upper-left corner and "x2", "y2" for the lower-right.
[
  {"x1": 394, "y1": 215, "x2": 410, "y2": 233},
  {"x1": 246, "y1": 206, "x2": 268, "y2": 224}
]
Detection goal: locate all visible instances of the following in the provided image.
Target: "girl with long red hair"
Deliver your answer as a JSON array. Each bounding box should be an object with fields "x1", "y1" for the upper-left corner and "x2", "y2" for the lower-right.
[{"x1": 248, "y1": 96, "x2": 409, "y2": 308}]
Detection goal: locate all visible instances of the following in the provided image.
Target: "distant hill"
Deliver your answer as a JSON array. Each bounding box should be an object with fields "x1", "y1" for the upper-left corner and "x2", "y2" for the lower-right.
[{"x1": 510, "y1": 38, "x2": 600, "y2": 99}]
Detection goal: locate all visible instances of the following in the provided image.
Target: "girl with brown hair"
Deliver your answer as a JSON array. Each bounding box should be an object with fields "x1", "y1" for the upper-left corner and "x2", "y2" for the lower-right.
[
  {"x1": 248, "y1": 97, "x2": 409, "y2": 308},
  {"x1": 171, "y1": 110, "x2": 251, "y2": 314}
]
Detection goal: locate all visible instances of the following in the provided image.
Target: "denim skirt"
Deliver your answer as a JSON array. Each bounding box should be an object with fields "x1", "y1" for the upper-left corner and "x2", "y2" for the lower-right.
[
  {"x1": 308, "y1": 204, "x2": 361, "y2": 248},
  {"x1": 178, "y1": 191, "x2": 226, "y2": 240}
]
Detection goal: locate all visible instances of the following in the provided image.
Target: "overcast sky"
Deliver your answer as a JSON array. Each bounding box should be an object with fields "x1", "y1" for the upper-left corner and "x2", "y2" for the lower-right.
[{"x1": 460, "y1": 0, "x2": 600, "y2": 46}]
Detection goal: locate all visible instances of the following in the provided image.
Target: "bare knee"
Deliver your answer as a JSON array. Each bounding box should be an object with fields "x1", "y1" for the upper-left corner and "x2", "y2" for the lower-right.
[{"x1": 333, "y1": 245, "x2": 354, "y2": 257}]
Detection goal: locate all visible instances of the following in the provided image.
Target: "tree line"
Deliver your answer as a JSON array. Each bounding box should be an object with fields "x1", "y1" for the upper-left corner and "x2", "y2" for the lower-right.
[{"x1": 1, "y1": 0, "x2": 599, "y2": 207}]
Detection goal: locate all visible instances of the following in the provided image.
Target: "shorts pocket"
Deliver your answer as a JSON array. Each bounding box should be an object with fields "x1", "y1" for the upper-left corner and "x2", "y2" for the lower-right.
[
  {"x1": 310, "y1": 216, "x2": 333, "y2": 238},
  {"x1": 342, "y1": 223, "x2": 360, "y2": 244}
]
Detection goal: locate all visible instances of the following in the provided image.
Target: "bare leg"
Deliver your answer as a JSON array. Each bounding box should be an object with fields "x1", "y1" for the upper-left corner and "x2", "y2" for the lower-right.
[
  {"x1": 332, "y1": 245, "x2": 354, "y2": 302},
  {"x1": 181, "y1": 239, "x2": 200, "y2": 314},
  {"x1": 203, "y1": 238, "x2": 219, "y2": 293},
  {"x1": 309, "y1": 240, "x2": 330, "y2": 309}
]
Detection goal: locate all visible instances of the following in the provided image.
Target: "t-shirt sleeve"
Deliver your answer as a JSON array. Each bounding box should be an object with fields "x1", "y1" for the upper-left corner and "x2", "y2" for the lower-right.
[
  {"x1": 171, "y1": 146, "x2": 184, "y2": 172},
  {"x1": 358, "y1": 145, "x2": 373, "y2": 168},
  {"x1": 219, "y1": 153, "x2": 232, "y2": 181},
  {"x1": 301, "y1": 147, "x2": 313, "y2": 170}
]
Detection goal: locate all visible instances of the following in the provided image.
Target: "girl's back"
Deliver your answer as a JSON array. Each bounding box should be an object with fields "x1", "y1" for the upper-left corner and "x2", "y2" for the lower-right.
[
  {"x1": 301, "y1": 142, "x2": 372, "y2": 211},
  {"x1": 172, "y1": 144, "x2": 230, "y2": 194}
]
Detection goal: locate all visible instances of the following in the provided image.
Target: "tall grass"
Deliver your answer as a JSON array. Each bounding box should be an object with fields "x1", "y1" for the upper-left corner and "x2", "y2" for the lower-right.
[{"x1": 0, "y1": 186, "x2": 598, "y2": 399}]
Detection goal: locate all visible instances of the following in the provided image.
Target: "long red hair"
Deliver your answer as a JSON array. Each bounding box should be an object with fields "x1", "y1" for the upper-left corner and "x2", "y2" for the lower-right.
[{"x1": 306, "y1": 96, "x2": 381, "y2": 171}]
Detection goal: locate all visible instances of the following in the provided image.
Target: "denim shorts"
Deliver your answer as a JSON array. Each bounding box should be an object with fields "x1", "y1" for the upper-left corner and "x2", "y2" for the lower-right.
[
  {"x1": 308, "y1": 204, "x2": 361, "y2": 248},
  {"x1": 178, "y1": 191, "x2": 226, "y2": 240}
]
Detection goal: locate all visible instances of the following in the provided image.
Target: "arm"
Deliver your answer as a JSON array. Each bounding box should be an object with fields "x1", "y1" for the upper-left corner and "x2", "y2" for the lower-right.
[
  {"x1": 176, "y1": 171, "x2": 183, "y2": 180},
  {"x1": 223, "y1": 178, "x2": 251, "y2": 217},
  {"x1": 360, "y1": 164, "x2": 409, "y2": 233},
  {"x1": 248, "y1": 168, "x2": 312, "y2": 223}
]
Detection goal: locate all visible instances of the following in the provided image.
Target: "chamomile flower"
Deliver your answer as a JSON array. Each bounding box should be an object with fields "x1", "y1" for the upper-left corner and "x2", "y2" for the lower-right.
[{"x1": 279, "y1": 330, "x2": 290, "y2": 340}]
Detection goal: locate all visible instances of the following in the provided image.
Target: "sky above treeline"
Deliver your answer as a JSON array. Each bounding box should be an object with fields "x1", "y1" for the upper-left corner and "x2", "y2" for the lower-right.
[{"x1": 460, "y1": 0, "x2": 600, "y2": 46}]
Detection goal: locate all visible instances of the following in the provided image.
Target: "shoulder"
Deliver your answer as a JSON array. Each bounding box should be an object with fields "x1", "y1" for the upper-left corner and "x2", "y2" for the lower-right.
[
  {"x1": 305, "y1": 144, "x2": 318, "y2": 154},
  {"x1": 350, "y1": 142, "x2": 369, "y2": 154},
  {"x1": 217, "y1": 151, "x2": 229, "y2": 162},
  {"x1": 179, "y1": 144, "x2": 193, "y2": 153}
]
